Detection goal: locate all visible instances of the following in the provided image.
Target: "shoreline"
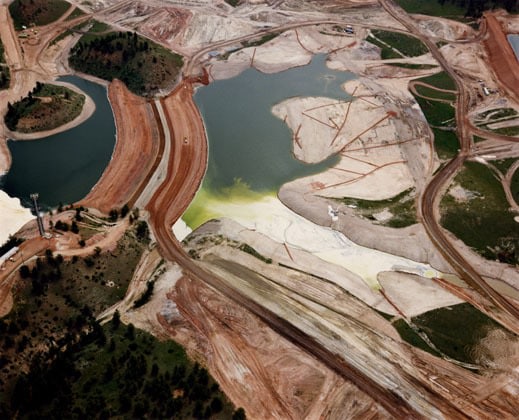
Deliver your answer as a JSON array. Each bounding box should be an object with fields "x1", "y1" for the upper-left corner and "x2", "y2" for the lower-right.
[{"x1": 5, "y1": 79, "x2": 96, "y2": 141}]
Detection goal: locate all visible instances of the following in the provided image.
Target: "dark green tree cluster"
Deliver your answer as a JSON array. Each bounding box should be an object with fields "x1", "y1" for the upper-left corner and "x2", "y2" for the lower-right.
[
  {"x1": 4, "y1": 82, "x2": 83, "y2": 132},
  {"x1": 19, "y1": 249, "x2": 64, "y2": 295},
  {"x1": 0, "y1": 235, "x2": 23, "y2": 255},
  {"x1": 4, "y1": 91, "x2": 38, "y2": 130},
  {"x1": 0, "y1": 39, "x2": 9, "y2": 90},
  {"x1": 9, "y1": 0, "x2": 70, "y2": 30},
  {"x1": 2, "y1": 319, "x2": 241, "y2": 419},
  {"x1": 439, "y1": 0, "x2": 517, "y2": 16},
  {"x1": 133, "y1": 279, "x2": 155, "y2": 308},
  {"x1": 69, "y1": 30, "x2": 183, "y2": 96}
]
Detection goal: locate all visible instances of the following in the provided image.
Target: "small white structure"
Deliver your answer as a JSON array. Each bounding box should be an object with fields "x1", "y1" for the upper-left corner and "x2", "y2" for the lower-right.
[
  {"x1": 327, "y1": 205, "x2": 339, "y2": 222},
  {"x1": 0, "y1": 247, "x2": 19, "y2": 268}
]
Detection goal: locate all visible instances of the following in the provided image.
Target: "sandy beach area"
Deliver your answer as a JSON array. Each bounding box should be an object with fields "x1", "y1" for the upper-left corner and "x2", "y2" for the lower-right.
[{"x1": 0, "y1": 190, "x2": 34, "y2": 246}]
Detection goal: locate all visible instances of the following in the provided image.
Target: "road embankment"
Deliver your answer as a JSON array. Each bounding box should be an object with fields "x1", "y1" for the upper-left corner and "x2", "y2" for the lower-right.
[
  {"x1": 484, "y1": 13, "x2": 519, "y2": 103},
  {"x1": 79, "y1": 80, "x2": 161, "y2": 214}
]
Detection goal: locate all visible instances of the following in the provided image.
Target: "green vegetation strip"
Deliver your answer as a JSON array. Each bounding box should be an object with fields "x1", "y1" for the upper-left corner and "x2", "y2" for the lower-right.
[
  {"x1": 417, "y1": 71, "x2": 456, "y2": 91},
  {"x1": 414, "y1": 84, "x2": 457, "y2": 102},
  {"x1": 433, "y1": 128, "x2": 459, "y2": 160},
  {"x1": 410, "y1": 72, "x2": 458, "y2": 163},
  {"x1": 409, "y1": 303, "x2": 509, "y2": 365},
  {"x1": 69, "y1": 30, "x2": 184, "y2": 96},
  {"x1": 0, "y1": 39, "x2": 10, "y2": 90},
  {"x1": 395, "y1": 0, "x2": 466, "y2": 17},
  {"x1": 511, "y1": 165, "x2": 519, "y2": 204},
  {"x1": 441, "y1": 161, "x2": 519, "y2": 264},
  {"x1": 338, "y1": 188, "x2": 417, "y2": 228},
  {"x1": 396, "y1": 0, "x2": 517, "y2": 17},
  {"x1": 371, "y1": 30, "x2": 428, "y2": 58},
  {"x1": 491, "y1": 158, "x2": 516, "y2": 174},
  {"x1": 9, "y1": 0, "x2": 71, "y2": 30},
  {"x1": 238, "y1": 243, "x2": 272, "y2": 264},
  {"x1": 476, "y1": 108, "x2": 517, "y2": 121},
  {"x1": 392, "y1": 319, "x2": 440, "y2": 357},
  {"x1": 493, "y1": 126, "x2": 519, "y2": 136},
  {"x1": 387, "y1": 63, "x2": 437, "y2": 70},
  {"x1": 414, "y1": 95, "x2": 455, "y2": 127},
  {"x1": 65, "y1": 6, "x2": 86, "y2": 20},
  {"x1": 242, "y1": 33, "x2": 279, "y2": 48},
  {"x1": 4, "y1": 82, "x2": 85, "y2": 133},
  {"x1": 367, "y1": 34, "x2": 402, "y2": 59}
]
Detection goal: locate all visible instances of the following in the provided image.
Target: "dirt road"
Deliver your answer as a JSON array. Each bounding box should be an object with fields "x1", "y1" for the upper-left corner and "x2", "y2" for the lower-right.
[
  {"x1": 0, "y1": 236, "x2": 49, "y2": 316},
  {"x1": 145, "y1": 78, "x2": 425, "y2": 418},
  {"x1": 484, "y1": 13, "x2": 519, "y2": 104},
  {"x1": 79, "y1": 80, "x2": 161, "y2": 213},
  {"x1": 380, "y1": 0, "x2": 519, "y2": 335}
]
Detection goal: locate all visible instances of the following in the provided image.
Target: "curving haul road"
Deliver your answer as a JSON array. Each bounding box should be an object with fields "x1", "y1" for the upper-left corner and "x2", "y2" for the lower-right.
[
  {"x1": 379, "y1": 0, "x2": 519, "y2": 331},
  {"x1": 144, "y1": 75, "x2": 425, "y2": 419},
  {"x1": 143, "y1": 3, "x2": 519, "y2": 416}
]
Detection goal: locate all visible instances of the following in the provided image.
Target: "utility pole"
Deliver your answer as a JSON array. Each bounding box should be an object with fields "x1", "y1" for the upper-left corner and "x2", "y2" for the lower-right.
[{"x1": 30, "y1": 193, "x2": 45, "y2": 237}]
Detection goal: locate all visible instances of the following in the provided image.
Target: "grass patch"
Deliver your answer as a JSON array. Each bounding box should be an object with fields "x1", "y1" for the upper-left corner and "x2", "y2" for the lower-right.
[
  {"x1": 432, "y1": 128, "x2": 459, "y2": 159},
  {"x1": 387, "y1": 63, "x2": 437, "y2": 70},
  {"x1": 410, "y1": 72, "x2": 458, "y2": 160},
  {"x1": 392, "y1": 319, "x2": 440, "y2": 356},
  {"x1": 441, "y1": 161, "x2": 519, "y2": 263},
  {"x1": 367, "y1": 34, "x2": 402, "y2": 59},
  {"x1": 238, "y1": 243, "x2": 272, "y2": 264},
  {"x1": 493, "y1": 126, "x2": 519, "y2": 137},
  {"x1": 9, "y1": 0, "x2": 71, "y2": 30},
  {"x1": 4, "y1": 82, "x2": 84, "y2": 133},
  {"x1": 242, "y1": 32, "x2": 279, "y2": 48},
  {"x1": 492, "y1": 158, "x2": 516, "y2": 174},
  {"x1": 414, "y1": 95, "x2": 456, "y2": 126},
  {"x1": 476, "y1": 108, "x2": 517, "y2": 121},
  {"x1": 339, "y1": 188, "x2": 417, "y2": 228},
  {"x1": 375, "y1": 310, "x2": 394, "y2": 321},
  {"x1": 371, "y1": 30, "x2": 428, "y2": 58},
  {"x1": 395, "y1": 0, "x2": 466, "y2": 17},
  {"x1": 415, "y1": 84, "x2": 457, "y2": 101},
  {"x1": 411, "y1": 303, "x2": 509, "y2": 365},
  {"x1": 65, "y1": 6, "x2": 86, "y2": 20},
  {"x1": 396, "y1": 0, "x2": 517, "y2": 17},
  {"x1": 69, "y1": 30, "x2": 184, "y2": 96},
  {"x1": 0, "y1": 39, "x2": 10, "y2": 90},
  {"x1": 224, "y1": 0, "x2": 240, "y2": 6},
  {"x1": 511, "y1": 167, "x2": 519, "y2": 203},
  {"x1": 417, "y1": 71, "x2": 456, "y2": 91}
]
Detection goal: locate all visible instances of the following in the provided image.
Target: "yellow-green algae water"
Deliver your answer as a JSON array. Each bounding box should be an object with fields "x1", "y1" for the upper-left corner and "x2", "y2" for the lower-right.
[
  {"x1": 184, "y1": 54, "x2": 355, "y2": 228},
  {"x1": 183, "y1": 179, "x2": 276, "y2": 228}
]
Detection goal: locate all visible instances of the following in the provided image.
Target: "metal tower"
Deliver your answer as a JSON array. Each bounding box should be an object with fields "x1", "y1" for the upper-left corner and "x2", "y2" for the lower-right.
[{"x1": 30, "y1": 193, "x2": 45, "y2": 237}]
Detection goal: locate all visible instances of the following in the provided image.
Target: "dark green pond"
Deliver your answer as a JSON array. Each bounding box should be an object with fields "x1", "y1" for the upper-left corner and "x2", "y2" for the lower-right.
[
  {"x1": 194, "y1": 54, "x2": 355, "y2": 193},
  {"x1": 0, "y1": 76, "x2": 115, "y2": 210}
]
